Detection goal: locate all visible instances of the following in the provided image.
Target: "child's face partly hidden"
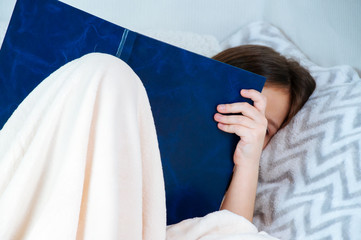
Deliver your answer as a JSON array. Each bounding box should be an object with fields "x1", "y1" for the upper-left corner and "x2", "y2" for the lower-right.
[{"x1": 261, "y1": 87, "x2": 290, "y2": 149}]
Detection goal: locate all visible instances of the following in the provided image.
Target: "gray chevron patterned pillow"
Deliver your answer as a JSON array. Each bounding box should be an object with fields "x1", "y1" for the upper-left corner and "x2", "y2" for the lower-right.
[{"x1": 222, "y1": 21, "x2": 361, "y2": 240}]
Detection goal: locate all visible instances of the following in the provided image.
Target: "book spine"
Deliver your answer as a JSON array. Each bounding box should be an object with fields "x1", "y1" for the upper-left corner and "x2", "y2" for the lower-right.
[{"x1": 116, "y1": 29, "x2": 137, "y2": 63}]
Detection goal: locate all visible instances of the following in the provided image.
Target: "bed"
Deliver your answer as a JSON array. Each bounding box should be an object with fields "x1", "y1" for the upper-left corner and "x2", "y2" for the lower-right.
[{"x1": 1, "y1": 1, "x2": 360, "y2": 239}]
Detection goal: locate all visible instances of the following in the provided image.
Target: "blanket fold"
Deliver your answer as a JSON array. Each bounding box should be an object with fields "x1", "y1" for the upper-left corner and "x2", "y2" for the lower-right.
[
  {"x1": 0, "y1": 53, "x2": 276, "y2": 240},
  {"x1": 0, "y1": 53, "x2": 166, "y2": 239}
]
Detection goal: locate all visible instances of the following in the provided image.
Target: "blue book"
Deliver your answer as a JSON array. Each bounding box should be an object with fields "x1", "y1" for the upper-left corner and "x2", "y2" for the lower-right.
[{"x1": 0, "y1": 0, "x2": 266, "y2": 224}]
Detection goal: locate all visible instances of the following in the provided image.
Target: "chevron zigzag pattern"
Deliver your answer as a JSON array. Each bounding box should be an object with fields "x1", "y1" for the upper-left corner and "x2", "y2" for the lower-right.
[{"x1": 220, "y1": 22, "x2": 361, "y2": 240}]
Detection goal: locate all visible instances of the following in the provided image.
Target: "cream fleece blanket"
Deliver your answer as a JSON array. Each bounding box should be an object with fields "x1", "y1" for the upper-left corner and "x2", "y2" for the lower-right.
[{"x1": 0, "y1": 53, "x2": 277, "y2": 240}]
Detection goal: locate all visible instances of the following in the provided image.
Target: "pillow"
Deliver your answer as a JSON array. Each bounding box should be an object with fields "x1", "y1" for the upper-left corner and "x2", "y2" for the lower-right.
[
  {"x1": 221, "y1": 21, "x2": 361, "y2": 240},
  {"x1": 145, "y1": 22, "x2": 361, "y2": 238}
]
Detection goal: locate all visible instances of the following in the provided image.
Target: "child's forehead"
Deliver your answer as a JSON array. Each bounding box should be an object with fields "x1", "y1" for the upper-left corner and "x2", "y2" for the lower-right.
[{"x1": 262, "y1": 87, "x2": 290, "y2": 129}]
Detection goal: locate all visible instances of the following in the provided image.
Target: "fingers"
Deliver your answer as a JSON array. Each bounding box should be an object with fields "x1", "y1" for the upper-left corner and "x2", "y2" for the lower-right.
[
  {"x1": 217, "y1": 122, "x2": 252, "y2": 138},
  {"x1": 215, "y1": 89, "x2": 268, "y2": 138},
  {"x1": 214, "y1": 113, "x2": 257, "y2": 129},
  {"x1": 215, "y1": 89, "x2": 268, "y2": 165},
  {"x1": 217, "y1": 102, "x2": 261, "y2": 123},
  {"x1": 216, "y1": 89, "x2": 267, "y2": 122},
  {"x1": 215, "y1": 113, "x2": 267, "y2": 138},
  {"x1": 240, "y1": 89, "x2": 267, "y2": 115}
]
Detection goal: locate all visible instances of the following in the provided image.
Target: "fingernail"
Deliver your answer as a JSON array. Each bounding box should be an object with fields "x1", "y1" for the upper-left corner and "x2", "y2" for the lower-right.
[{"x1": 218, "y1": 104, "x2": 225, "y2": 110}]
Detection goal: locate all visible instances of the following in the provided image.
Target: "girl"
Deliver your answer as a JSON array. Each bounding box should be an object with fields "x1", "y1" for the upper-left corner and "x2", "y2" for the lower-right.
[
  {"x1": 0, "y1": 45, "x2": 315, "y2": 239},
  {"x1": 213, "y1": 45, "x2": 316, "y2": 221}
]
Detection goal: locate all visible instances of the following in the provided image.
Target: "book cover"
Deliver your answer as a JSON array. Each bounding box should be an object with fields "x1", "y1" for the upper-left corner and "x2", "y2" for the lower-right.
[{"x1": 0, "y1": 0, "x2": 266, "y2": 224}]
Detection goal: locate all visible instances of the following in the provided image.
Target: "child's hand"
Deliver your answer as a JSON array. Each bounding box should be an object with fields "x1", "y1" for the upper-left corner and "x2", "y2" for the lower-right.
[{"x1": 214, "y1": 89, "x2": 267, "y2": 168}]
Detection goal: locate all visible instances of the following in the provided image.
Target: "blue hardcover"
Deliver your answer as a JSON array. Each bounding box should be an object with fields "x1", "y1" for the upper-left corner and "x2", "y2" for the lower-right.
[{"x1": 0, "y1": 0, "x2": 266, "y2": 224}]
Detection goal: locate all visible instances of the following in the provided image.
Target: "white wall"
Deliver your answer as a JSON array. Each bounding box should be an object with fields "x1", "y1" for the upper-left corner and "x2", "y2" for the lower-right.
[{"x1": 1, "y1": 0, "x2": 360, "y2": 74}]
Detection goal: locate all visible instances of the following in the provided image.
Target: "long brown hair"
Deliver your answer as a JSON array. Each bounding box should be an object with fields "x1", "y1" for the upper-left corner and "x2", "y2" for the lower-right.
[{"x1": 212, "y1": 44, "x2": 316, "y2": 128}]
